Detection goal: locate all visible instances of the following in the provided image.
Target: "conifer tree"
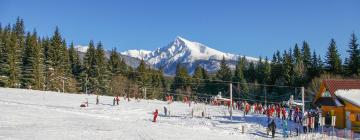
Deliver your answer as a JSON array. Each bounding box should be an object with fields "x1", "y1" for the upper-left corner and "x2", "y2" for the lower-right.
[
  {"x1": 13, "y1": 17, "x2": 25, "y2": 50},
  {"x1": 173, "y1": 63, "x2": 190, "y2": 92},
  {"x1": 192, "y1": 65, "x2": 204, "y2": 92},
  {"x1": 83, "y1": 40, "x2": 97, "y2": 94},
  {"x1": 216, "y1": 56, "x2": 232, "y2": 82},
  {"x1": 108, "y1": 48, "x2": 122, "y2": 75},
  {"x1": 282, "y1": 50, "x2": 292, "y2": 85},
  {"x1": 7, "y1": 31, "x2": 22, "y2": 88},
  {"x1": 68, "y1": 42, "x2": 82, "y2": 79},
  {"x1": 293, "y1": 44, "x2": 302, "y2": 63},
  {"x1": 346, "y1": 33, "x2": 360, "y2": 76},
  {"x1": 95, "y1": 42, "x2": 109, "y2": 94},
  {"x1": 32, "y1": 34, "x2": 45, "y2": 90},
  {"x1": 136, "y1": 59, "x2": 148, "y2": 87},
  {"x1": 325, "y1": 39, "x2": 342, "y2": 74},
  {"x1": 302, "y1": 41, "x2": 312, "y2": 68},
  {"x1": 21, "y1": 32, "x2": 37, "y2": 88},
  {"x1": 233, "y1": 56, "x2": 249, "y2": 94},
  {"x1": 0, "y1": 25, "x2": 11, "y2": 86},
  {"x1": 263, "y1": 57, "x2": 271, "y2": 84}
]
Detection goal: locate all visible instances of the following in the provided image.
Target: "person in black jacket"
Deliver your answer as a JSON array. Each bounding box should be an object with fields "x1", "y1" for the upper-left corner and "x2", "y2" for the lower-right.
[
  {"x1": 325, "y1": 112, "x2": 331, "y2": 127},
  {"x1": 268, "y1": 119, "x2": 276, "y2": 138}
]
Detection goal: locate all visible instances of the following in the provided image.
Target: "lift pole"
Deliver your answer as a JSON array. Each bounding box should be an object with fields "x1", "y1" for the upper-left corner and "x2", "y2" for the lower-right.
[{"x1": 230, "y1": 83, "x2": 233, "y2": 121}]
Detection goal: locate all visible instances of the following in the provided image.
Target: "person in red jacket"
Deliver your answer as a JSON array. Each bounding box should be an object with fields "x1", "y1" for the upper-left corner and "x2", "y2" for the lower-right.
[
  {"x1": 281, "y1": 107, "x2": 286, "y2": 120},
  {"x1": 276, "y1": 105, "x2": 281, "y2": 118},
  {"x1": 258, "y1": 104, "x2": 263, "y2": 114},
  {"x1": 153, "y1": 109, "x2": 159, "y2": 122},
  {"x1": 116, "y1": 96, "x2": 119, "y2": 105},
  {"x1": 270, "y1": 105, "x2": 275, "y2": 117},
  {"x1": 245, "y1": 103, "x2": 250, "y2": 115}
]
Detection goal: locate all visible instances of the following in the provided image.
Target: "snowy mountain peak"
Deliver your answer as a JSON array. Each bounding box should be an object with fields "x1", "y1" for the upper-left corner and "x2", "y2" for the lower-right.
[
  {"x1": 75, "y1": 45, "x2": 88, "y2": 53},
  {"x1": 120, "y1": 49, "x2": 151, "y2": 60},
  {"x1": 122, "y1": 36, "x2": 258, "y2": 75}
]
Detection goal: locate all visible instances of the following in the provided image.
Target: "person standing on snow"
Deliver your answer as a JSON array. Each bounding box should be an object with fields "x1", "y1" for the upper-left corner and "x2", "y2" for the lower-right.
[
  {"x1": 281, "y1": 107, "x2": 286, "y2": 120},
  {"x1": 116, "y1": 96, "x2": 119, "y2": 105},
  {"x1": 268, "y1": 119, "x2": 276, "y2": 138},
  {"x1": 153, "y1": 109, "x2": 159, "y2": 122},
  {"x1": 282, "y1": 120, "x2": 288, "y2": 138},
  {"x1": 113, "y1": 97, "x2": 115, "y2": 106},
  {"x1": 164, "y1": 106, "x2": 168, "y2": 116},
  {"x1": 96, "y1": 95, "x2": 99, "y2": 105}
]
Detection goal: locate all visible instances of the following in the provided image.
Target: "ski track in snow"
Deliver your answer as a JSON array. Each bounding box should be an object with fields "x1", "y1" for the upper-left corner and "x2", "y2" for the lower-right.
[{"x1": 0, "y1": 88, "x2": 355, "y2": 140}]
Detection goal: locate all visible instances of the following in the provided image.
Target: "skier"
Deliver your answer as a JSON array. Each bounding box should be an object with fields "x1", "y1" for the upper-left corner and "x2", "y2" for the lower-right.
[
  {"x1": 245, "y1": 102, "x2": 250, "y2": 115},
  {"x1": 164, "y1": 106, "x2": 168, "y2": 116},
  {"x1": 276, "y1": 105, "x2": 280, "y2": 118},
  {"x1": 96, "y1": 95, "x2": 99, "y2": 105},
  {"x1": 281, "y1": 107, "x2": 286, "y2": 120},
  {"x1": 289, "y1": 107, "x2": 293, "y2": 121},
  {"x1": 266, "y1": 108, "x2": 271, "y2": 123},
  {"x1": 282, "y1": 120, "x2": 288, "y2": 138},
  {"x1": 116, "y1": 96, "x2": 119, "y2": 105},
  {"x1": 153, "y1": 109, "x2": 159, "y2": 122},
  {"x1": 302, "y1": 112, "x2": 308, "y2": 134},
  {"x1": 268, "y1": 119, "x2": 276, "y2": 138},
  {"x1": 113, "y1": 97, "x2": 115, "y2": 106}
]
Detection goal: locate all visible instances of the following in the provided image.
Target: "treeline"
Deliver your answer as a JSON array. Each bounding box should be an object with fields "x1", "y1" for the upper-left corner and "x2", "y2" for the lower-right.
[{"x1": 0, "y1": 18, "x2": 166, "y2": 98}]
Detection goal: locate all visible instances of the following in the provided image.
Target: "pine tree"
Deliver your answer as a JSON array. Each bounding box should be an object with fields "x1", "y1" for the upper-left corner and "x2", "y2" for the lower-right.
[
  {"x1": 263, "y1": 57, "x2": 271, "y2": 84},
  {"x1": 173, "y1": 63, "x2": 191, "y2": 93},
  {"x1": 48, "y1": 27, "x2": 74, "y2": 92},
  {"x1": 282, "y1": 50, "x2": 292, "y2": 85},
  {"x1": 216, "y1": 56, "x2": 232, "y2": 82},
  {"x1": 293, "y1": 44, "x2": 302, "y2": 63},
  {"x1": 302, "y1": 41, "x2": 312, "y2": 68},
  {"x1": 95, "y1": 42, "x2": 109, "y2": 94},
  {"x1": 245, "y1": 62, "x2": 256, "y2": 83},
  {"x1": 255, "y1": 57, "x2": 265, "y2": 84},
  {"x1": 0, "y1": 25, "x2": 11, "y2": 86},
  {"x1": 108, "y1": 48, "x2": 122, "y2": 75},
  {"x1": 13, "y1": 17, "x2": 25, "y2": 50},
  {"x1": 309, "y1": 51, "x2": 319, "y2": 78},
  {"x1": 233, "y1": 57, "x2": 249, "y2": 94},
  {"x1": 31, "y1": 31, "x2": 45, "y2": 90},
  {"x1": 68, "y1": 42, "x2": 82, "y2": 79},
  {"x1": 325, "y1": 39, "x2": 342, "y2": 74},
  {"x1": 21, "y1": 32, "x2": 36, "y2": 88},
  {"x1": 345, "y1": 33, "x2": 360, "y2": 76},
  {"x1": 7, "y1": 31, "x2": 22, "y2": 88},
  {"x1": 233, "y1": 57, "x2": 245, "y2": 83},
  {"x1": 192, "y1": 65, "x2": 203, "y2": 92},
  {"x1": 83, "y1": 40, "x2": 97, "y2": 94},
  {"x1": 43, "y1": 37, "x2": 54, "y2": 91},
  {"x1": 136, "y1": 59, "x2": 148, "y2": 87}
]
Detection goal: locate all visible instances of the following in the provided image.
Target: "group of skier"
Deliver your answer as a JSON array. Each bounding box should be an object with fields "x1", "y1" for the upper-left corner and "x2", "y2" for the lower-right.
[{"x1": 233, "y1": 100, "x2": 325, "y2": 138}]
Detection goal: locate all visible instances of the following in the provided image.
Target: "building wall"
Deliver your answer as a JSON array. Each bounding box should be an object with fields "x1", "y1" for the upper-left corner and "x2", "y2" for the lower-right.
[
  {"x1": 342, "y1": 100, "x2": 360, "y2": 132},
  {"x1": 321, "y1": 106, "x2": 345, "y2": 128}
]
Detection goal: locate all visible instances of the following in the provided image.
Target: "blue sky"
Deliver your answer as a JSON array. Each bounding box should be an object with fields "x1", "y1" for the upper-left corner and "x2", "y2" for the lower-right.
[{"x1": 1, "y1": 0, "x2": 359, "y2": 59}]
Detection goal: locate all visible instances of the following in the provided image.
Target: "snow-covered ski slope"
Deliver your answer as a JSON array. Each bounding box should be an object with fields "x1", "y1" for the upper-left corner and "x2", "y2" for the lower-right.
[{"x1": 0, "y1": 88, "x2": 354, "y2": 140}]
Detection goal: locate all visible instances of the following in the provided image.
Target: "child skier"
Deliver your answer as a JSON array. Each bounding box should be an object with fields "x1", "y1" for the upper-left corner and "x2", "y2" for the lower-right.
[
  {"x1": 153, "y1": 109, "x2": 159, "y2": 122},
  {"x1": 282, "y1": 120, "x2": 288, "y2": 138}
]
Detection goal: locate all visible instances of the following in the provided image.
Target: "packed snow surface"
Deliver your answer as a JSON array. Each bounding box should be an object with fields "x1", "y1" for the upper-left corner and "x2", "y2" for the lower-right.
[{"x1": 0, "y1": 88, "x2": 354, "y2": 140}]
